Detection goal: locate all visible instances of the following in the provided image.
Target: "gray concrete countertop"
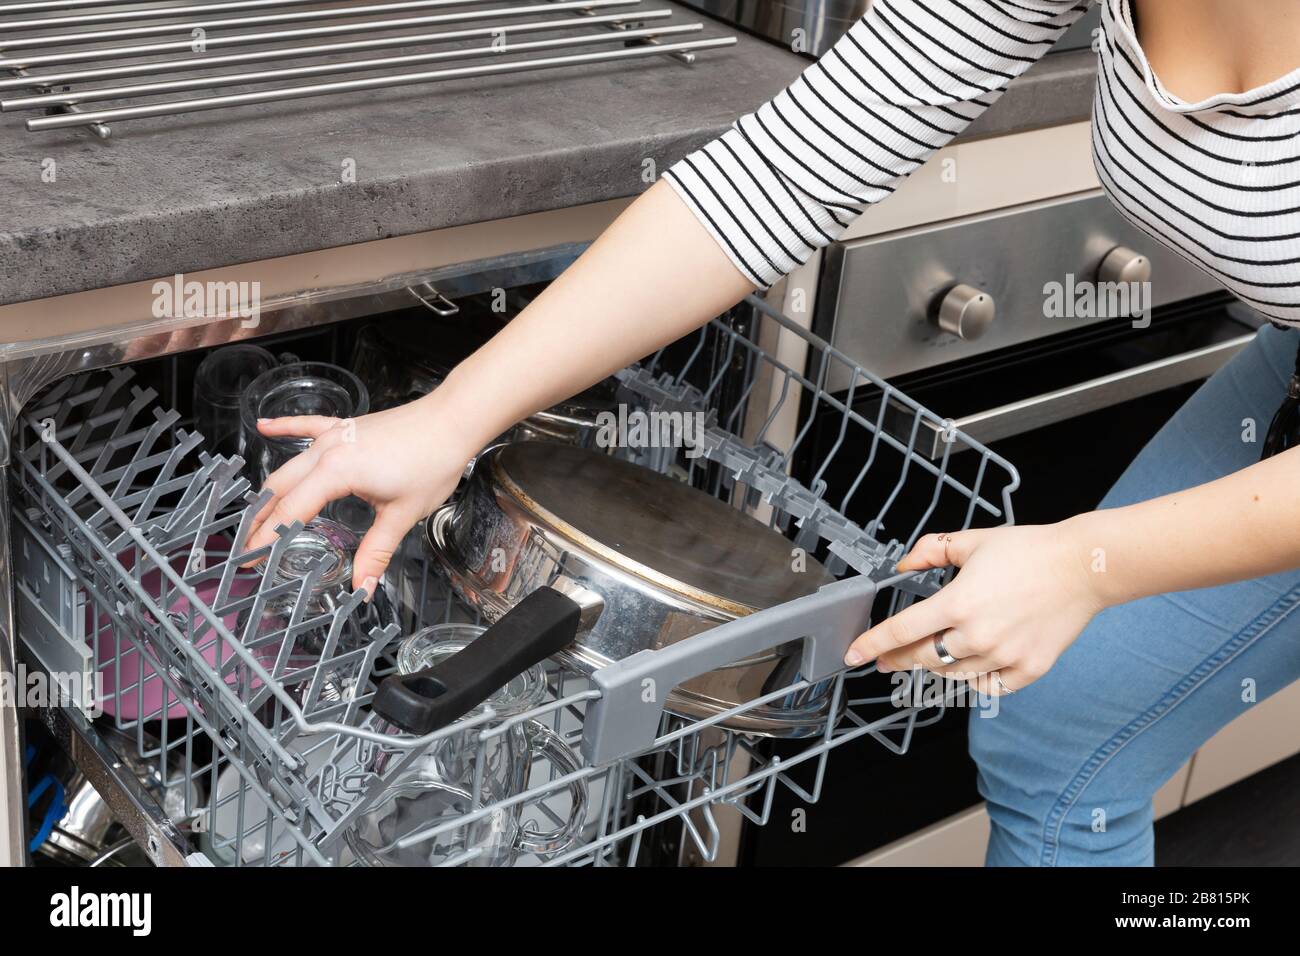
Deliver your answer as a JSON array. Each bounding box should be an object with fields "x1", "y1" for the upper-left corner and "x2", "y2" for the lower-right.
[{"x1": 0, "y1": 8, "x2": 1096, "y2": 307}]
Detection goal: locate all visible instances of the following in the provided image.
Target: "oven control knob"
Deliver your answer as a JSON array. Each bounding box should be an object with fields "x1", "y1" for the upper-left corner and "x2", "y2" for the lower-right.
[
  {"x1": 1098, "y1": 246, "x2": 1152, "y2": 285},
  {"x1": 935, "y1": 283, "x2": 995, "y2": 341}
]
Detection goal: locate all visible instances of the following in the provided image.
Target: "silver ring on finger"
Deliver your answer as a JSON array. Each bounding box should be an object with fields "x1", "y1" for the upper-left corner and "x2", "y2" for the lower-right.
[
  {"x1": 993, "y1": 671, "x2": 1015, "y2": 695},
  {"x1": 933, "y1": 632, "x2": 959, "y2": 666}
]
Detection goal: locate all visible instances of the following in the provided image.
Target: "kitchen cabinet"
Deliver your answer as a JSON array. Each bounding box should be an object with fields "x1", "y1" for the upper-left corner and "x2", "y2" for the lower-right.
[
  {"x1": 1182, "y1": 680, "x2": 1300, "y2": 805},
  {"x1": 848, "y1": 765, "x2": 1190, "y2": 867}
]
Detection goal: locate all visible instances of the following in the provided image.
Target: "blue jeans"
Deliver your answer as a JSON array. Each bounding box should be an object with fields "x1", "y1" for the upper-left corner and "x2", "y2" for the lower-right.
[{"x1": 968, "y1": 322, "x2": 1300, "y2": 866}]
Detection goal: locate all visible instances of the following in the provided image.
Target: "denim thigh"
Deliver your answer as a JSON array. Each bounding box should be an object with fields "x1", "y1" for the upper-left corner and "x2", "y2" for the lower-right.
[{"x1": 968, "y1": 323, "x2": 1300, "y2": 866}]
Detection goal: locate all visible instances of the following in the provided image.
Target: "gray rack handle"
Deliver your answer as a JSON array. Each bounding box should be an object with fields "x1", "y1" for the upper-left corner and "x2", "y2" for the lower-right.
[{"x1": 581, "y1": 574, "x2": 878, "y2": 765}]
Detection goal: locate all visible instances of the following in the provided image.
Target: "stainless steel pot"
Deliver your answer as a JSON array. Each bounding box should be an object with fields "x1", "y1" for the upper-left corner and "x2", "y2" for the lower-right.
[
  {"x1": 374, "y1": 442, "x2": 844, "y2": 739},
  {"x1": 506, "y1": 381, "x2": 619, "y2": 447}
]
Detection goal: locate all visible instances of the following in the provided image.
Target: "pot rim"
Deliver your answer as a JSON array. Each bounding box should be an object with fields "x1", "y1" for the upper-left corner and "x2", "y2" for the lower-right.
[{"x1": 423, "y1": 507, "x2": 845, "y2": 738}]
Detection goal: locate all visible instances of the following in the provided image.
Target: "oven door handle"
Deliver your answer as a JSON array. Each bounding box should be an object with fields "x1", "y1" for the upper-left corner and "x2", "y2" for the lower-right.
[{"x1": 902, "y1": 331, "x2": 1255, "y2": 459}]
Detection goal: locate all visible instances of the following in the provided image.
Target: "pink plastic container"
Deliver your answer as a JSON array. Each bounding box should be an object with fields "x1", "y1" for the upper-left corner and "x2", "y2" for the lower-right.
[{"x1": 92, "y1": 536, "x2": 259, "y2": 720}]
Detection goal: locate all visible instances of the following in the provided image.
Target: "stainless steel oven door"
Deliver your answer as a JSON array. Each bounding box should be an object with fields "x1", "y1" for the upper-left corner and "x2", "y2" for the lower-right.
[
  {"x1": 870, "y1": 292, "x2": 1268, "y2": 536},
  {"x1": 814, "y1": 192, "x2": 1223, "y2": 383},
  {"x1": 885, "y1": 299, "x2": 1263, "y2": 459}
]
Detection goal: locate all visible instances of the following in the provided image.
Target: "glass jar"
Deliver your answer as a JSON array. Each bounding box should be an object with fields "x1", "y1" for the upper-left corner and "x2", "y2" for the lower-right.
[
  {"x1": 345, "y1": 624, "x2": 588, "y2": 867},
  {"x1": 242, "y1": 518, "x2": 393, "y2": 709},
  {"x1": 193, "y1": 344, "x2": 277, "y2": 466},
  {"x1": 238, "y1": 361, "x2": 374, "y2": 533},
  {"x1": 238, "y1": 361, "x2": 370, "y2": 481},
  {"x1": 351, "y1": 323, "x2": 455, "y2": 412}
]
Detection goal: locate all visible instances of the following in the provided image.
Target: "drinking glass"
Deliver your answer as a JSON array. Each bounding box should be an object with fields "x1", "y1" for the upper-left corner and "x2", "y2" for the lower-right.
[
  {"x1": 345, "y1": 624, "x2": 588, "y2": 867},
  {"x1": 351, "y1": 323, "x2": 454, "y2": 412},
  {"x1": 239, "y1": 361, "x2": 370, "y2": 481},
  {"x1": 240, "y1": 518, "x2": 394, "y2": 710},
  {"x1": 194, "y1": 344, "x2": 277, "y2": 464}
]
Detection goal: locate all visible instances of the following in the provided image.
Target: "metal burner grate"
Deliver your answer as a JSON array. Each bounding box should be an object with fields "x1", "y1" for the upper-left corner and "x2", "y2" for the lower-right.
[{"x1": 0, "y1": 0, "x2": 735, "y2": 137}]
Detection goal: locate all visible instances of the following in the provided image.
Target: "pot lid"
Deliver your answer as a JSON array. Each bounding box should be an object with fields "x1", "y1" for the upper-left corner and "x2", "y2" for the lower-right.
[{"x1": 490, "y1": 443, "x2": 835, "y2": 614}]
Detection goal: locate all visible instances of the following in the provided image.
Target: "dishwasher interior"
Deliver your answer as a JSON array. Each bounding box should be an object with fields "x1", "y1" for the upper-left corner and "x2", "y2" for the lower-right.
[{"x1": 8, "y1": 251, "x2": 1019, "y2": 867}]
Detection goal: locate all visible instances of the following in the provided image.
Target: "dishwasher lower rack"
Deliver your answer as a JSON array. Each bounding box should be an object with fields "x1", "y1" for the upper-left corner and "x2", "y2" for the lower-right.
[{"x1": 10, "y1": 304, "x2": 1019, "y2": 867}]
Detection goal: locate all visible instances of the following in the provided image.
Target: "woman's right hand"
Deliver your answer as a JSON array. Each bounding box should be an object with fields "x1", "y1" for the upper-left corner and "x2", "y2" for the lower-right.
[{"x1": 243, "y1": 392, "x2": 481, "y2": 594}]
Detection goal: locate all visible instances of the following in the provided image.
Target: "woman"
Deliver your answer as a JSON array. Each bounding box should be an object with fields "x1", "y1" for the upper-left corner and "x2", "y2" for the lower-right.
[{"x1": 247, "y1": 0, "x2": 1300, "y2": 865}]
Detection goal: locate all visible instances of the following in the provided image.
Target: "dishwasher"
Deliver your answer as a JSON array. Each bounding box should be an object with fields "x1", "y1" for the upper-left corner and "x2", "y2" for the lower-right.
[{"x1": 0, "y1": 246, "x2": 1019, "y2": 867}]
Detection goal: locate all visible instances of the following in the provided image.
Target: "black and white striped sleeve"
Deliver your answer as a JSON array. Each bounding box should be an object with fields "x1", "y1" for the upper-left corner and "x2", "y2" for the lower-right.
[{"x1": 662, "y1": 0, "x2": 1090, "y2": 288}]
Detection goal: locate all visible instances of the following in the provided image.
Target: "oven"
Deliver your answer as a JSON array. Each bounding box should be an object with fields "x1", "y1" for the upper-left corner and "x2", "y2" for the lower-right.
[{"x1": 734, "y1": 191, "x2": 1262, "y2": 865}]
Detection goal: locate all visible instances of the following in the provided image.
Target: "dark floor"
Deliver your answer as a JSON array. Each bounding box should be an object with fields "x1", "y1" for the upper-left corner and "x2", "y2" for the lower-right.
[{"x1": 1156, "y1": 751, "x2": 1300, "y2": 866}]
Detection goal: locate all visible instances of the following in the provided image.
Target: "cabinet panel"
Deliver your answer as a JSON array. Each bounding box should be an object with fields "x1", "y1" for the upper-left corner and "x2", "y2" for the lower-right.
[
  {"x1": 1183, "y1": 681, "x2": 1300, "y2": 805},
  {"x1": 846, "y1": 764, "x2": 1190, "y2": 867}
]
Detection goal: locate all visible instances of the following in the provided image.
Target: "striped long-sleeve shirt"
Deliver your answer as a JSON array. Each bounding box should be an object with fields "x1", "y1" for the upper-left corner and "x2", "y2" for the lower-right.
[{"x1": 662, "y1": 0, "x2": 1300, "y2": 326}]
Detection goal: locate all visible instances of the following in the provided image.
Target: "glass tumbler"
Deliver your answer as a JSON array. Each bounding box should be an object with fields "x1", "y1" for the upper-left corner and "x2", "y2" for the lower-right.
[
  {"x1": 239, "y1": 361, "x2": 370, "y2": 482},
  {"x1": 351, "y1": 323, "x2": 452, "y2": 412},
  {"x1": 241, "y1": 518, "x2": 394, "y2": 710},
  {"x1": 194, "y1": 344, "x2": 277, "y2": 465},
  {"x1": 345, "y1": 624, "x2": 588, "y2": 867}
]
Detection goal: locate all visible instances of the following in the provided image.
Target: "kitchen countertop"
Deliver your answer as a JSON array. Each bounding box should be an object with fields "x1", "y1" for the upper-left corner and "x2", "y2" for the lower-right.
[{"x1": 0, "y1": 8, "x2": 1096, "y2": 308}]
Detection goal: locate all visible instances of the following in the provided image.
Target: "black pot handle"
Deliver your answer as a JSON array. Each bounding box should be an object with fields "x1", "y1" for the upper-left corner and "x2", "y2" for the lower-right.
[{"x1": 372, "y1": 587, "x2": 582, "y2": 734}]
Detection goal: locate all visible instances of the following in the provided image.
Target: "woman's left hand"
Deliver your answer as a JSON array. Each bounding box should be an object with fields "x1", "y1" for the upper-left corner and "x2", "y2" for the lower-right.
[{"x1": 843, "y1": 519, "x2": 1107, "y2": 696}]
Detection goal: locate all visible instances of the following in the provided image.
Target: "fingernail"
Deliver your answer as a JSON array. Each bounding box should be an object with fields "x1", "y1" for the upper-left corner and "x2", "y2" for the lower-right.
[
  {"x1": 876, "y1": 662, "x2": 892, "y2": 674},
  {"x1": 361, "y1": 576, "x2": 378, "y2": 603},
  {"x1": 844, "y1": 649, "x2": 864, "y2": 667},
  {"x1": 257, "y1": 417, "x2": 271, "y2": 424}
]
